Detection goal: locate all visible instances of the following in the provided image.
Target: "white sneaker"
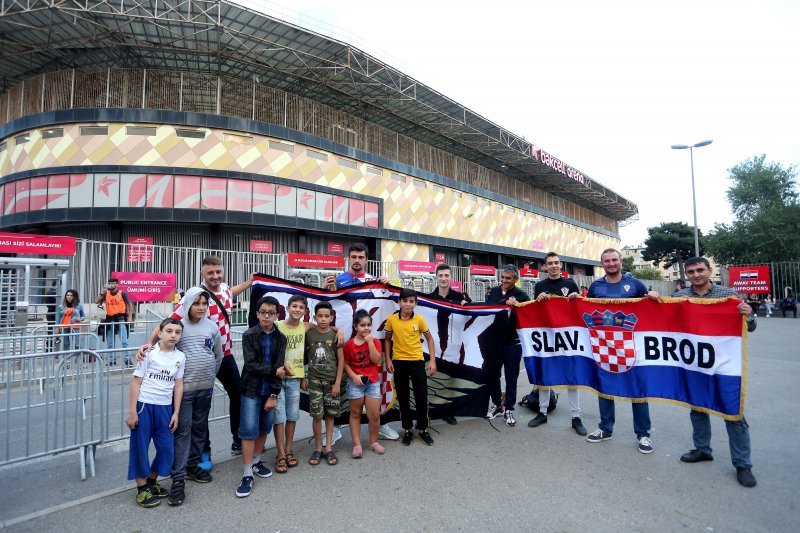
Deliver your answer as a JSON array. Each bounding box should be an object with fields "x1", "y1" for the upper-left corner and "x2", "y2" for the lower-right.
[
  {"x1": 321, "y1": 426, "x2": 343, "y2": 447},
  {"x1": 378, "y1": 424, "x2": 399, "y2": 440}
]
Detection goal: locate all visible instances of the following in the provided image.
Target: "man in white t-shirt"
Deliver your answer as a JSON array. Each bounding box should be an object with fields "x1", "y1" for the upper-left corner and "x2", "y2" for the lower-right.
[{"x1": 139, "y1": 256, "x2": 253, "y2": 457}]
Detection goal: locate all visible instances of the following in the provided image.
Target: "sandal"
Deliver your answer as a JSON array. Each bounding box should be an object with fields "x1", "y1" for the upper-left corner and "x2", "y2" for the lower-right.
[
  {"x1": 326, "y1": 450, "x2": 339, "y2": 466},
  {"x1": 309, "y1": 450, "x2": 322, "y2": 466},
  {"x1": 352, "y1": 445, "x2": 363, "y2": 459},
  {"x1": 286, "y1": 452, "x2": 298, "y2": 468},
  {"x1": 275, "y1": 456, "x2": 288, "y2": 474}
]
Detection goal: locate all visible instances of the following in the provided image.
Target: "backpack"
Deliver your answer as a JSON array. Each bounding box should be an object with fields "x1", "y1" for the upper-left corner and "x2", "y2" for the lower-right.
[{"x1": 519, "y1": 388, "x2": 558, "y2": 413}]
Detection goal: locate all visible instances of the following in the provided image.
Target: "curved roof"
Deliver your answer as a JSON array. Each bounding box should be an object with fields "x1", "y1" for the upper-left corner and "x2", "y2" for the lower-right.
[{"x1": 0, "y1": 0, "x2": 637, "y2": 222}]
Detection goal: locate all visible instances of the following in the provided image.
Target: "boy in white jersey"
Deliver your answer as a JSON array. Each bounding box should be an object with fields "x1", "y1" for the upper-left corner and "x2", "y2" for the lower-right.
[{"x1": 126, "y1": 317, "x2": 186, "y2": 508}]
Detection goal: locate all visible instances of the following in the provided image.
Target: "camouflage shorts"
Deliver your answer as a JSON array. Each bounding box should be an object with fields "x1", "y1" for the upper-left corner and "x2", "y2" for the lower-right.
[{"x1": 308, "y1": 377, "x2": 341, "y2": 418}]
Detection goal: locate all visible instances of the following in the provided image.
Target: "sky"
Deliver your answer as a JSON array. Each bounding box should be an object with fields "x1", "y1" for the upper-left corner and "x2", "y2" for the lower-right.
[{"x1": 242, "y1": 0, "x2": 800, "y2": 245}]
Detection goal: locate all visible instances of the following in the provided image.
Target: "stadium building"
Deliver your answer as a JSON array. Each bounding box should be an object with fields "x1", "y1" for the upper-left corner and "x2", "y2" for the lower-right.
[{"x1": 0, "y1": 0, "x2": 637, "y2": 303}]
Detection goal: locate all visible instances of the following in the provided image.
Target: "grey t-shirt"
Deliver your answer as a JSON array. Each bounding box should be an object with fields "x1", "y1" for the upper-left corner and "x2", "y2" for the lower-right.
[{"x1": 177, "y1": 316, "x2": 223, "y2": 392}]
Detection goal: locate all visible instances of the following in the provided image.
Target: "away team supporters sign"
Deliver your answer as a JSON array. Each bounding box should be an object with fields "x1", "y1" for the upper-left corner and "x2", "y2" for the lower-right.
[
  {"x1": 728, "y1": 265, "x2": 771, "y2": 294},
  {"x1": 516, "y1": 297, "x2": 747, "y2": 419}
]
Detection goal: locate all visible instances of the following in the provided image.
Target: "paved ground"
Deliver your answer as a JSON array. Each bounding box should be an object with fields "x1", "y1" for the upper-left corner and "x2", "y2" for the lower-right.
[{"x1": 1, "y1": 318, "x2": 798, "y2": 532}]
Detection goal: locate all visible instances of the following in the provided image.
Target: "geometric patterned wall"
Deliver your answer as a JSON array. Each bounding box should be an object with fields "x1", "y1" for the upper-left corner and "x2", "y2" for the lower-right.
[{"x1": 0, "y1": 122, "x2": 619, "y2": 260}]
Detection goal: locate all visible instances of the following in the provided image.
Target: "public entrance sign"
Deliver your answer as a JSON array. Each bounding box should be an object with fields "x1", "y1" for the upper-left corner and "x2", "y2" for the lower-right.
[
  {"x1": 728, "y1": 265, "x2": 771, "y2": 294},
  {"x1": 112, "y1": 271, "x2": 177, "y2": 302},
  {"x1": 0, "y1": 232, "x2": 76, "y2": 256}
]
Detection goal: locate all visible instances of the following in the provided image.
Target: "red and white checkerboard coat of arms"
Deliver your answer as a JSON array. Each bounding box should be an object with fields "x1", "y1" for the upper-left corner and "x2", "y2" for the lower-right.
[{"x1": 583, "y1": 310, "x2": 639, "y2": 374}]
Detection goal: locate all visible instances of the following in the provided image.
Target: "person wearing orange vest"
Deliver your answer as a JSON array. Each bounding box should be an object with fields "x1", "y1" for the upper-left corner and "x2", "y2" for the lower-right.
[{"x1": 96, "y1": 277, "x2": 133, "y2": 365}]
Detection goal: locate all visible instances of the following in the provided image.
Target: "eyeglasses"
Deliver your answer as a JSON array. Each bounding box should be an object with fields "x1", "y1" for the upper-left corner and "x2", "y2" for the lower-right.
[{"x1": 257, "y1": 310, "x2": 278, "y2": 317}]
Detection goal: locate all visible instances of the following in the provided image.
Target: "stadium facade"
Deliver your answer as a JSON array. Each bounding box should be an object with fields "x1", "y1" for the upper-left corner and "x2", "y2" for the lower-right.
[{"x1": 0, "y1": 1, "x2": 637, "y2": 277}]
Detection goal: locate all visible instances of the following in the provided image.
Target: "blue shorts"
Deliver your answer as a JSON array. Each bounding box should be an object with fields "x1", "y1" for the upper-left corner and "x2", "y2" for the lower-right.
[
  {"x1": 274, "y1": 379, "x2": 301, "y2": 424},
  {"x1": 347, "y1": 379, "x2": 381, "y2": 400},
  {"x1": 128, "y1": 402, "x2": 174, "y2": 480},
  {"x1": 238, "y1": 394, "x2": 275, "y2": 440}
]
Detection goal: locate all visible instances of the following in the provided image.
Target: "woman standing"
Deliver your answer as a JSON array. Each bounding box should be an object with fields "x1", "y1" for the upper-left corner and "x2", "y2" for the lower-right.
[{"x1": 55, "y1": 290, "x2": 86, "y2": 350}]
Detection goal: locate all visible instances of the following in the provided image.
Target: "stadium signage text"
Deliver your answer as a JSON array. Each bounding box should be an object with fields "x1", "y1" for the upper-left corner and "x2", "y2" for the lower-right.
[
  {"x1": 0, "y1": 232, "x2": 76, "y2": 255},
  {"x1": 533, "y1": 148, "x2": 589, "y2": 186}
]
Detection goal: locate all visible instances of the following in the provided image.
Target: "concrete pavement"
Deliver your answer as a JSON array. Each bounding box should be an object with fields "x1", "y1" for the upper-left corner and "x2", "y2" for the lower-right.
[{"x1": 1, "y1": 318, "x2": 798, "y2": 532}]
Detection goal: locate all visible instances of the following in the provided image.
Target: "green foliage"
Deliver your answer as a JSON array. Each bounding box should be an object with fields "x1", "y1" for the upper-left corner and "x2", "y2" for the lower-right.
[
  {"x1": 705, "y1": 155, "x2": 800, "y2": 263},
  {"x1": 632, "y1": 267, "x2": 665, "y2": 281},
  {"x1": 622, "y1": 256, "x2": 635, "y2": 274},
  {"x1": 642, "y1": 221, "x2": 699, "y2": 279}
]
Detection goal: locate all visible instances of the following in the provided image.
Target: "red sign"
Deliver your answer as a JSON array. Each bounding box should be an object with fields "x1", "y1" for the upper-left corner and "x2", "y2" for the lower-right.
[
  {"x1": 469, "y1": 265, "x2": 496, "y2": 276},
  {"x1": 112, "y1": 272, "x2": 176, "y2": 302},
  {"x1": 434, "y1": 252, "x2": 446, "y2": 264},
  {"x1": 127, "y1": 236, "x2": 153, "y2": 263},
  {"x1": 327, "y1": 242, "x2": 344, "y2": 254},
  {"x1": 287, "y1": 253, "x2": 345, "y2": 269},
  {"x1": 0, "y1": 232, "x2": 76, "y2": 256},
  {"x1": 451, "y1": 281, "x2": 463, "y2": 291},
  {"x1": 729, "y1": 265, "x2": 771, "y2": 294},
  {"x1": 399, "y1": 260, "x2": 435, "y2": 273},
  {"x1": 519, "y1": 267, "x2": 538, "y2": 278},
  {"x1": 250, "y1": 240, "x2": 273, "y2": 253}
]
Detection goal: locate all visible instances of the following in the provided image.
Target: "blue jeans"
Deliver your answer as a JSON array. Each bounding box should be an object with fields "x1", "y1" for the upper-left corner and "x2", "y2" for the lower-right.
[
  {"x1": 106, "y1": 316, "x2": 129, "y2": 363},
  {"x1": 489, "y1": 344, "x2": 522, "y2": 410},
  {"x1": 238, "y1": 394, "x2": 275, "y2": 440},
  {"x1": 690, "y1": 410, "x2": 752, "y2": 468},
  {"x1": 274, "y1": 379, "x2": 301, "y2": 425},
  {"x1": 598, "y1": 397, "x2": 651, "y2": 439}
]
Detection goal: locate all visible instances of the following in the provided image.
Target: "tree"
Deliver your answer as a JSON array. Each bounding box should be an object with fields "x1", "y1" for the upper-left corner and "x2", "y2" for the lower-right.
[
  {"x1": 622, "y1": 256, "x2": 635, "y2": 274},
  {"x1": 705, "y1": 155, "x2": 800, "y2": 264},
  {"x1": 642, "y1": 222, "x2": 699, "y2": 279},
  {"x1": 632, "y1": 267, "x2": 666, "y2": 281}
]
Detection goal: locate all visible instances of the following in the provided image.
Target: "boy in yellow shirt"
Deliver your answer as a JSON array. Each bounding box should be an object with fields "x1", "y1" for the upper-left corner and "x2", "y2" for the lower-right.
[{"x1": 384, "y1": 288, "x2": 437, "y2": 446}]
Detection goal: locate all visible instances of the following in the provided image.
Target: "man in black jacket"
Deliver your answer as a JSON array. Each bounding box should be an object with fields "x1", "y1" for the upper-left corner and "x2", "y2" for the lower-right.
[
  {"x1": 235, "y1": 295, "x2": 287, "y2": 498},
  {"x1": 484, "y1": 265, "x2": 530, "y2": 427}
]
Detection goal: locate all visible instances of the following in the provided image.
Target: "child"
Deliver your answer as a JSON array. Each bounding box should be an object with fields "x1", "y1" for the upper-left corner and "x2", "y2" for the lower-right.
[
  {"x1": 236, "y1": 296, "x2": 287, "y2": 498},
  {"x1": 126, "y1": 317, "x2": 185, "y2": 508},
  {"x1": 167, "y1": 288, "x2": 223, "y2": 506},
  {"x1": 304, "y1": 301, "x2": 344, "y2": 466},
  {"x1": 344, "y1": 309, "x2": 385, "y2": 457},
  {"x1": 385, "y1": 288, "x2": 437, "y2": 446},
  {"x1": 273, "y1": 295, "x2": 309, "y2": 473}
]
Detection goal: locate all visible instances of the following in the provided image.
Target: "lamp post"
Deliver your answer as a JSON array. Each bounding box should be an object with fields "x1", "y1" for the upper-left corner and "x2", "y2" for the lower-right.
[{"x1": 671, "y1": 140, "x2": 712, "y2": 257}]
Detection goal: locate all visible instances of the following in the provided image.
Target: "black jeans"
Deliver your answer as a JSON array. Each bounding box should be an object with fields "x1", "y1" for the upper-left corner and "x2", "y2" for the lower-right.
[
  {"x1": 393, "y1": 359, "x2": 429, "y2": 431},
  {"x1": 205, "y1": 356, "x2": 242, "y2": 449},
  {"x1": 172, "y1": 389, "x2": 213, "y2": 480},
  {"x1": 489, "y1": 343, "x2": 522, "y2": 410}
]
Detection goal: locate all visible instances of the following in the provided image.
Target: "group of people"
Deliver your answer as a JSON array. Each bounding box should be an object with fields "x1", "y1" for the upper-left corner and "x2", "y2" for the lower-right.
[{"x1": 126, "y1": 244, "x2": 758, "y2": 509}]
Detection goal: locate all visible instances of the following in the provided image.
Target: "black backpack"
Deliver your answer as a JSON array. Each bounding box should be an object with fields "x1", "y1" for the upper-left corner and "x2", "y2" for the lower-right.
[{"x1": 519, "y1": 388, "x2": 558, "y2": 413}]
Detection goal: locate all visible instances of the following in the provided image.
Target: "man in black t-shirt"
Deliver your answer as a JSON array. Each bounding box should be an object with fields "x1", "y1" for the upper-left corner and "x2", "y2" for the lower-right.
[
  {"x1": 427, "y1": 264, "x2": 472, "y2": 425},
  {"x1": 529, "y1": 252, "x2": 586, "y2": 435}
]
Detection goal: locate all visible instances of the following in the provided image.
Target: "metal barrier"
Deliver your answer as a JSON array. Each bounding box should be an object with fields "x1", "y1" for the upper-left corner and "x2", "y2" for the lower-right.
[{"x1": 1, "y1": 348, "x2": 104, "y2": 480}]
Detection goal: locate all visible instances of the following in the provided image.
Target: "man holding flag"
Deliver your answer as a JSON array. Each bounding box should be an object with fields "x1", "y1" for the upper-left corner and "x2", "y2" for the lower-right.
[{"x1": 674, "y1": 257, "x2": 757, "y2": 488}]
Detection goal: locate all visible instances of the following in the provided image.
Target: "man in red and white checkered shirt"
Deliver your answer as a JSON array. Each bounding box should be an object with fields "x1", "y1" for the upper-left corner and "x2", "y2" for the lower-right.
[{"x1": 139, "y1": 256, "x2": 253, "y2": 458}]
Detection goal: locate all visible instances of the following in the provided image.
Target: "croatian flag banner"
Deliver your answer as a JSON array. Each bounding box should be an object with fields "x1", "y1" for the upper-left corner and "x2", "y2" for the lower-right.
[
  {"x1": 249, "y1": 275, "x2": 507, "y2": 423},
  {"x1": 516, "y1": 297, "x2": 747, "y2": 420}
]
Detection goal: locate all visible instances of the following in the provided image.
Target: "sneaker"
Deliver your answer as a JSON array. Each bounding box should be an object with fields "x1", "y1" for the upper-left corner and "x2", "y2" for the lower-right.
[
  {"x1": 167, "y1": 480, "x2": 185, "y2": 506},
  {"x1": 378, "y1": 424, "x2": 400, "y2": 440},
  {"x1": 638, "y1": 436, "x2": 654, "y2": 454},
  {"x1": 444, "y1": 415, "x2": 458, "y2": 425},
  {"x1": 680, "y1": 449, "x2": 713, "y2": 463},
  {"x1": 252, "y1": 461, "x2": 273, "y2": 478},
  {"x1": 322, "y1": 426, "x2": 343, "y2": 447},
  {"x1": 419, "y1": 430, "x2": 435, "y2": 446},
  {"x1": 236, "y1": 476, "x2": 254, "y2": 498},
  {"x1": 401, "y1": 430, "x2": 414, "y2": 446},
  {"x1": 736, "y1": 467, "x2": 757, "y2": 488},
  {"x1": 527, "y1": 412, "x2": 547, "y2": 428},
  {"x1": 485, "y1": 403, "x2": 505, "y2": 420},
  {"x1": 504, "y1": 410, "x2": 517, "y2": 427},
  {"x1": 230, "y1": 440, "x2": 242, "y2": 456},
  {"x1": 186, "y1": 465, "x2": 213, "y2": 483},
  {"x1": 136, "y1": 487, "x2": 160, "y2": 508},
  {"x1": 148, "y1": 480, "x2": 169, "y2": 498},
  {"x1": 198, "y1": 451, "x2": 213, "y2": 472},
  {"x1": 586, "y1": 429, "x2": 612, "y2": 443},
  {"x1": 571, "y1": 417, "x2": 588, "y2": 436}
]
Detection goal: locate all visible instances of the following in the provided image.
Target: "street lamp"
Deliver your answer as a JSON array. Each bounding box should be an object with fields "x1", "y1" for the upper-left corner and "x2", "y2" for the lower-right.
[{"x1": 671, "y1": 139, "x2": 712, "y2": 257}]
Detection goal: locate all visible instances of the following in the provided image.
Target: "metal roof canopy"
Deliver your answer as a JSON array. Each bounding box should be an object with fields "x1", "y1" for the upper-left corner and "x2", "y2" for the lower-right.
[{"x1": 0, "y1": 0, "x2": 637, "y2": 222}]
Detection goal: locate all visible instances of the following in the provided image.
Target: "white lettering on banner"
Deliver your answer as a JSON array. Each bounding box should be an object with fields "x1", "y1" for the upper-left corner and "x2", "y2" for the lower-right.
[
  {"x1": 519, "y1": 327, "x2": 742, "y2": 376},
  {"x1": 535, "y1": 149, "x2": 590, "y2": 186}
]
